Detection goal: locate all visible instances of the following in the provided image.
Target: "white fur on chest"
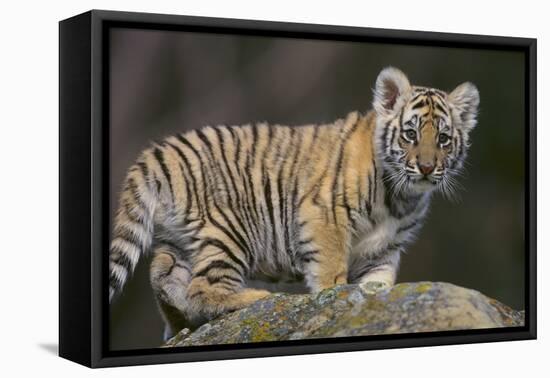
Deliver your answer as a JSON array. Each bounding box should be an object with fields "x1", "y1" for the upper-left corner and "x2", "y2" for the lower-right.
[
  {"x1": 350, "y1": 205, "x2": 421, "y2": 259},
  {"x1": 351, "y1": 216, "x2": 399, "y2": 257}
]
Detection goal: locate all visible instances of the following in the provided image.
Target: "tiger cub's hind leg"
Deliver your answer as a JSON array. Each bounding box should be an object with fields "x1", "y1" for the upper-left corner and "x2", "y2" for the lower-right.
[
  {"x1": 150, "y1": 244, "x2": 193, "y2": 341},
  {"x1": 186, "y1": 238, "x2": 271, "y2": 322}
]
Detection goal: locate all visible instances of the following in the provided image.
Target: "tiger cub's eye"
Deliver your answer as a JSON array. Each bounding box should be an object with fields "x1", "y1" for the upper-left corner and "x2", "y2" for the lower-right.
[
  {"x1": 405, "y1": 130, "x2": 417, "y2": 140},
  {"x1": 438, "y1": 133, "x2": 450, "y2": 145}
]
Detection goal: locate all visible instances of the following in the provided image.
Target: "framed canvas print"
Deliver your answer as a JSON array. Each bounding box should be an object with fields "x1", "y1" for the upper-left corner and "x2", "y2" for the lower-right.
[{"x1": 59, "y1": 9, "x2": 536, "y2": 368}]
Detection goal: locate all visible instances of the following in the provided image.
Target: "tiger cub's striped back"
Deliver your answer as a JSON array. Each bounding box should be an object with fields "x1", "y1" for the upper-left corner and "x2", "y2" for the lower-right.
[{"x1": 109, "y1": 67, "x2": 479, "y2": 338}]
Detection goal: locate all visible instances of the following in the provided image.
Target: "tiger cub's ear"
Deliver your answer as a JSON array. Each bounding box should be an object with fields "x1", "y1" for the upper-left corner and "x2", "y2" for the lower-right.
[
  {"x1": 373, "y1": 67, "x2": 412, "y2": 116},
  {"x1": 448, "y1": 82, "x2": 480, "y2": 132}
]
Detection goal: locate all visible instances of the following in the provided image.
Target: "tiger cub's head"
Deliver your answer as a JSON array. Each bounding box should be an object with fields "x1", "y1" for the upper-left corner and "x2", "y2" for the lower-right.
[{"x1": 373, "y1": 67, "x2": 479, "y2": 198}]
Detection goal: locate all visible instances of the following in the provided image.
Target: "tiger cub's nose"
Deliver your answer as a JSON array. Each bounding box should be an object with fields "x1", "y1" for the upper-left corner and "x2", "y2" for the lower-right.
[{"x1": 418, "y1": 163, "x2": 435, "y2": 176}]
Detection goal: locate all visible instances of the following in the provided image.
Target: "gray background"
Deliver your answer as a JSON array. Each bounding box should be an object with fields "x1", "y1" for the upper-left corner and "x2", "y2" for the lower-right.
[{"x1": 109, "y1": 28, "x2": 525, "y2": 350}]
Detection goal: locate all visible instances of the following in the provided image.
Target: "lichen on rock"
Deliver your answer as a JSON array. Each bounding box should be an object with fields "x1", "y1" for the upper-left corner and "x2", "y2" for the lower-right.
[{"x1": 164, "y1": 282, "x2": 524, "y2": 347}]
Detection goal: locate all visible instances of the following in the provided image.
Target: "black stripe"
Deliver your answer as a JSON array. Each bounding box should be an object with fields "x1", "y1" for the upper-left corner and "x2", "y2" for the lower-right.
[
  {"x1": 195, "y1": 259, "x2": 243, "y2": 278},
  {"x1": 274, "y1": 128, "x2": 293, "y2": 255},
  {"x1": 397, "y1": 221, "x2": 420, "y2": 234},
  {"x1": 216, "y1": 283, "x2": 239, "y2": 293},
  {"x1": 299, "y1": 250, "x2": 319, "y2": 263},
  {"x1": 126, "y1": 178, "x2": 148, "y2": 213},
  {"x1": 110, "y1": 245, "x2": 134, "y2": 272},
  {"x1": 349, "y1": 264, "x2": 376, "y2": 282},
  {"x1": 207, "y1": 274, "x2": 244, "y2": 285},
  {"x1": 137, "y1": 161, "x2": 149, "y2": 175},
  {"x1": 411, "y1": 98, "x2": 426, "y2": 109},
  {"x1": 310, "y1": 124, "x2": 320, "y2": 149},
  {"x1": 260, "y1": 125, "x2": 278, "y2": 254},
  {"x1": 409, "y1": 91, "x2": 425, "y2": 103},
  {"x1": 166, "y1": 141, "x2": 204, "y2": 221},
  {"x1": 365, "y1": 200, "x2": 373, "y2": 218},
  {"x1": 457, "y1": 129, "x2": 465, "y2": 157},
  {"x1": 372, "y1": 151, "x2": 378, "y2": 206},
  {"x1": 114, "y1": 226, "x2": 142, "y2": 248},
  {"x1": 424, "y1": 94, "x2": 434, "y2": 126},
  {"x1": 384, "y1": 175, "x2": 424, "y2": 218},
  {"x1": 153, "y1": 147, "x2": 174, "y2": 200},
  {"x1": 283, "y1": 128, "x2": 297, "y2": 239},
  {"x1": 301, "y1": 131, "x2": 334, "y2": 219},
  {"x1": 228, "y1": 127, "x2": 241, "y2": 167},
  {"x1": 189, "y1": 290, "x2": 204, "y2": 299},
  {"x1": 263, "y1": 168, "x2": 277, "y2": 254},
  {"x1": 298, "y1": 238, "x2": 313, "y2": 245},
  {"x1": 342, "y1": 159, "x2": 352, "y2": 224},
  {"x1": 380, "y1": 119, "x2": 392, "y2": 151},
  {"x1": 199, "y1": 238, "x2": 247, "y2": 272},
  {"x1": 417, "y1": 111, "x2": 431, "y2": 125},
  {"x1": 433, "y1": 100, "x2": 450, "y2": 117},
  {"x1": 250, "y1": 125, "x2": 258, "y2": 169},
  {"x1": 258, "y1": 126, "x2": 273, "y2": 251},
  {"x1": 297, "y1": 127, "x2": 325, "y2": 207},
  {"x1": 136, "y1": 161, "x2": 149, "y2": 183},
  {"x1": 155, "y1": 177, "x2": 161, "y2": 193},
  {"x1": 367, "y1": 174, "x2": 373, "y2": 209},
  {"x1": 283, "y1": 127, "x2": 300, "y2": 257},
  {"x1": 243, "y1": 127, "x2": 261, "y2": 225},
  {"x1": 432, "y1": 89, "x2": 447, "y2": 102},
  {"x1": 349, "y1": 258, "x2": 397, "y2": 283},
  {"x1": 175, "y1": 262, "x2": 192, "y2": 274},
  {"x1": 195, "y1": 128, "x2": 214, "y2": 153},
  {"x1": 389, "y1": 126, "x2": 398, "y2": 154},
  {"x1": 214, "y1": 128, "x2": 246, "y2": 219},
  {"x1": 386, "y1": 242, "x2": 404, "y2": 251},
  {"x1": 244, "y1": 154, "x2": 261, "y2": 229},
  {"x1": 122, "y1": 199, "x2": 146, "y2": 227},
  {"x1": 193, "y1": 129, "x2": 224, "y2": 199},
  {"x1": 179, "y1": 162, "x2": 193, "y2": 214},
  {"x1": 355, "y1": 171, "x2": 362, "y2": 211},
  {"x1": 237, "y1": 165, "x2": 262, "y2": 265},
  {"x1": 452, "y1": 130, "x2": 458, "y2": 154},
  {"x1": 311, "y1": 182, "x2": 330, "y2": 222},
  {"x1": 289, "y1": 176, "x2": 298, "y2": 254},
  {"x1": 157, "y1": 251, "x2": 177, "y2": 278},
  {"x1": 330, "y1": 121, "x2": 359, "y2": 224},
  {"x1": 194, "y1": 129, "x2": 224, "y2": 190},
  {"x1": 390, "y1": 109, "x2": 404, "y2": 154},
  {"x1": 277, "y1": 154, "x2": 287, "y2": 255}
]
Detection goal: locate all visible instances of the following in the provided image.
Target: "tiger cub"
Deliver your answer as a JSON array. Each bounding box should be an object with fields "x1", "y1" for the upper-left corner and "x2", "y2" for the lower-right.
[{"x1": 109, "y1": 67, "x2": 479, "y2": 339}]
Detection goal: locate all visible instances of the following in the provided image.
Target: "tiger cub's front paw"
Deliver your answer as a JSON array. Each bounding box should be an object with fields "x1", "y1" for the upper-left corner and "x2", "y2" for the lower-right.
[{"x1": 359, "y1": 280, "x2": 391, "y2": 294}]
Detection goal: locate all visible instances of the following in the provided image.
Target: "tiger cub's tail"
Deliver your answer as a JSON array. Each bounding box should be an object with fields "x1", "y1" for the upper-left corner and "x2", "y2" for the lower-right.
[{"x1": 108, "y1": 160, "x2": 157, "y2": 302}]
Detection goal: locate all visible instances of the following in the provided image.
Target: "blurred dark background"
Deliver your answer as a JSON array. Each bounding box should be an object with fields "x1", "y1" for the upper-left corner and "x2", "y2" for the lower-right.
[{"x1": 109, "y1": 27, "x2": 525, "y2": 350}]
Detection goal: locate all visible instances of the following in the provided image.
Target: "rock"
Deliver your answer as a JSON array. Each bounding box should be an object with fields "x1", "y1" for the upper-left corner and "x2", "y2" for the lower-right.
[{"x1": 163, "y1": 282, "x2": 524, "y2": 347}]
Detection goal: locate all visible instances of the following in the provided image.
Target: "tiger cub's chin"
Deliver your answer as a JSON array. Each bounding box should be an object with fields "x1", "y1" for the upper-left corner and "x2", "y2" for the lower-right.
[{"x1": 409, "y1": 178, "x2": 438, "y2": 194}]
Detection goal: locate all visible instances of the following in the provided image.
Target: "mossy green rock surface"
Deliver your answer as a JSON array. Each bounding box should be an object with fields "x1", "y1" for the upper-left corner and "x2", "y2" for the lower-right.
[{"x1": 164, "y1": 282, "x2": 524, "y2": 347}]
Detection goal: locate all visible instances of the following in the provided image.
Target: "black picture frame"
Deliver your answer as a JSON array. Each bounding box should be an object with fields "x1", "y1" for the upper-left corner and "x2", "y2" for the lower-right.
[{"x1": 59, "y1": 9, "x2": 537, "y2": 368}]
